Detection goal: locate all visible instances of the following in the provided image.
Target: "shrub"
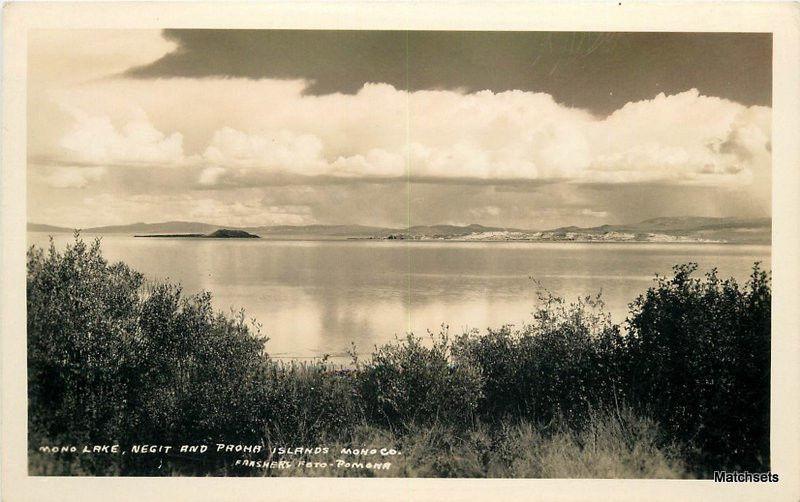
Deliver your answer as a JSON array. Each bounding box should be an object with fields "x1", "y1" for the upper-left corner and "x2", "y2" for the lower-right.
[
  {"x1": 454, "y1": 292, "x2": 625, "y2": 426},
  {"x1": 623, "y1": 263, "x2": 771, "y2": 473},
  {"x1": 27, "y1": 236, "x2": 145, "y2": 445},
  {"x1": 354, "y1": 331, "x2": 483, "y2": 430},
  {"x1": 27, "y1": 235, "x2": 271, "y2": 474},
  {"x1": 129, "y1": 285, "x2": 268, "y2": 445},
  {"x1": 257, "y1": 359, "x2": 363, "y2": 445}
]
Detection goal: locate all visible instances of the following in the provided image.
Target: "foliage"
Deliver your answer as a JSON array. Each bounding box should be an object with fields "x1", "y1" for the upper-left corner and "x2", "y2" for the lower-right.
[
  {"x1": 623, "y1": 263, "x2": 771, "y2": 473},
  {"x1": 27, "y1": 236, "x2": 770, "y2": 477},
  {"x1": 354, "y1": 331, "x2": 483, "y2": 430},
  {"x1": 257, "y1": 359, "x2": 363, "y2": 444},
  {"x1": 28, "y1": 235, "x2": 269, "y2": 473},
  {"x1": 28, "y1": 236, "x2": 144, "y2": 444},
  {"x1": 452, "y1": 292, "x2": 624, "y2": 426}
]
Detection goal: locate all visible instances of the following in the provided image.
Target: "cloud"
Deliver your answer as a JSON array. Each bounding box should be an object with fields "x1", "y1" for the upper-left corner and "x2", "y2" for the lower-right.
[
  {"x1": 123, "y1": 30, "x2": 771, "y2": 116},
  {"x1": 26, "y1": 30, "x2": 772, "y2": 229},
  {"x1": 41, "y1": 79, "x2": 770, "y2": 193},
  {"x1": 74, "y1": 193, "x2": 314, "y2": 228},
  {"x1": 467, "y1": 205, "x2": 502, "y2": 220},
  {"x1": 198, "y1": 166, "x2": 227, "y2": 186},
  {"x1": 36, "y1": 166, "x2": 107, "y2": 189},
  {"x1": 203, "y1": 127, "x2": 328, "y2": 175},
  {"x1": 580, "y1": 208, "x2": 609, "y2": 219},
  {"x1": 584, "y1": 90, "x2": 771, "y2": 186},
  {"x1": 59, "y1": 107, "x2": 184, "y2": 166}
]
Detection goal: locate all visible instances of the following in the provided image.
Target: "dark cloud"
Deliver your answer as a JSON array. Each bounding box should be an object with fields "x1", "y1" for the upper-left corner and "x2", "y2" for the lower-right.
[{"x1": 126, "y1": 30, "x2": 771, "y2": 115}]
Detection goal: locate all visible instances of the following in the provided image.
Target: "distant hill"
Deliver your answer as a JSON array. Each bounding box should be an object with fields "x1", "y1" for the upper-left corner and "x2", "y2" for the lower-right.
[
  {"x1": 243, "y1": 224, "x2": 518, "y2": 239},
  {"x1": 84, "y1": 221, "x2": 222, "y2": 234},
  {"x1": 135, "y1": 228, "x2": 260, "y2": 239},
  {"x1": 29, "y1": 221, "x2": 224, "y2": 234},
  {"x1": 548, "y1": 217, "x2": 770, "y2": 244},
  {"x1": 244, "y1": 224, "x2": 393, "y2": 237},
  {"x1": 550, "y1": 216, "x2": 770, "y2": 233},
  {"x1": 406, "y1": 224, "x2": 515, "y2": 237},
  {"x1": 28, "y1": 223, "x2": 74, "y2": 233},
  {"x1": 28, "y1": 217, "x2": 770, "y2": 244}
]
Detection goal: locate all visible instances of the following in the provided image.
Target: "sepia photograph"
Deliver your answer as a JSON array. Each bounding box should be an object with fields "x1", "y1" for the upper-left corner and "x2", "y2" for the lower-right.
[{"x1": 3, "y1": 2, "x2": 800, "y2": 501}]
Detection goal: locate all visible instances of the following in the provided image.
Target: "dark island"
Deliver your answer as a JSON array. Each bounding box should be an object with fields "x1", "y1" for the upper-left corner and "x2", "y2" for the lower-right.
[{"x1": 135, "y1": 229, "x2": 260, "y2": 239}]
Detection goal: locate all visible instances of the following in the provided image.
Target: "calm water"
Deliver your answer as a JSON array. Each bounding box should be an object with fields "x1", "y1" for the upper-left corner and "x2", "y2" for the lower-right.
[{"x1": 28, "y1": 233, "x2": 770, "y2": 360}]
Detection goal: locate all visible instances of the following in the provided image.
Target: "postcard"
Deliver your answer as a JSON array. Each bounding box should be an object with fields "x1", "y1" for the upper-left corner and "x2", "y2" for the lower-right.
[{"x1": 2, "y1": 2, "x2": 799, "y2": 501}]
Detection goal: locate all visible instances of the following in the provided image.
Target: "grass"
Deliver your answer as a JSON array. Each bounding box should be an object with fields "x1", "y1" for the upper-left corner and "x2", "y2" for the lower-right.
[{"x1": 29, "y1": 407, "x2": 688, "y2": 478}]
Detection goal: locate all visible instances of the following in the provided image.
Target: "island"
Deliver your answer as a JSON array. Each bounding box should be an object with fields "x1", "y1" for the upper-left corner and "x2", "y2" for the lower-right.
[{"x1": 135, "y1": 229, "x2": 260, "y2": 239}]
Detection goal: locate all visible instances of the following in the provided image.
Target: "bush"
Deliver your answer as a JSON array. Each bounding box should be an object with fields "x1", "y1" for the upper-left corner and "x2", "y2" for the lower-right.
[
  {"x1": 257, "y1": 359, "x2": 363, "y2": 445},
  {"x1": 453, "y1": 292, "x2": 624, "y2": 426},
  {"x1": 27, "y1": 236, "x2": 145, "y2": 445},
  {"x1": 355, "y1": 331, "x2": 483, "y2": 430},
  {"x1": 623, "y1": 263, "x2": 771, "y2": 473},
  {"x1": 28, "y1": 235, "x2": 271, "y2": 474}
]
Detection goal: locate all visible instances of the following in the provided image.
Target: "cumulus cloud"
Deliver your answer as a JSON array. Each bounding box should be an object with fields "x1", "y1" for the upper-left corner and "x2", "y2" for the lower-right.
[
  {"x1": 59, "y1": 107, "x2": 184, "y2": 166},
  {"x1": 585, "y1": 90, "x2": 771, "y2": 186},
  {"x1": 203, "y1": 128, "x2": 324, "y2": 170},
  {"x1": 39, "y1": 79, "x2": 770, "y2": 196},
  {"x1": 26, "y1": 30, "x2": 772, "y2": 229}
]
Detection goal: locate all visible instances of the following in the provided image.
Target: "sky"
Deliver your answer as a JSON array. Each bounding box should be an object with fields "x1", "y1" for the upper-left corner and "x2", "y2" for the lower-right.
[{"x1": 27, "y1": 30, "x2": 772, "y2": 229}]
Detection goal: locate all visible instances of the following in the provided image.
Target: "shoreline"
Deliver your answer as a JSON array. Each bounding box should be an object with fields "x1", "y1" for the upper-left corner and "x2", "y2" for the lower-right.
[{"x1": 28, "y1": 231, "x2": 771, "y2": 246}]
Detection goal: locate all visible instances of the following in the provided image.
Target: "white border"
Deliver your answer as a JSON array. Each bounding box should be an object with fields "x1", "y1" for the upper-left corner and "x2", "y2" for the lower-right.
[{"x1": 3, "y1": 2, "x2": 799, "y2": 501}]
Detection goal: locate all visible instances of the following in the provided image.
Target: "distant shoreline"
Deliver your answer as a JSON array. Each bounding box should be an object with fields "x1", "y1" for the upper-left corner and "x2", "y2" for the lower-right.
[
  {"x1": 27, "y1": 231, "x2": 770, "y2": 246},
  {"x1": 27, "y1": 217, "x2": 772, "y2": 245}
]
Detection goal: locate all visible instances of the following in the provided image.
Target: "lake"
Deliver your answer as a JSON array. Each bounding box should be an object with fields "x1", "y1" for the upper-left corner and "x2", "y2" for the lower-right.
[{"x1": 27, "y1": 233, "x2": 771, "y2": 361}]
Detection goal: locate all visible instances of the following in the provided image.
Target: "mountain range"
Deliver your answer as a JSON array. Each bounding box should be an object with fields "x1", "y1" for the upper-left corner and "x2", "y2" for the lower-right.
[
  {"x1": 28, "y1": 217, "x2": 771, "y2": 244},
  {"x1": 27, "y1": 221, "x2": 515, "y2": 237},
  {"x1": 546, "y1": 217, "x2": 771, "y2": 244}
]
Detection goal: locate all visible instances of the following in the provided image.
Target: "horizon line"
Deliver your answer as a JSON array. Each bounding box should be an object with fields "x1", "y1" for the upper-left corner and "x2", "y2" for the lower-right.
[{"x1": 27, "y1": 215, "x2": 773, "y2": 233}]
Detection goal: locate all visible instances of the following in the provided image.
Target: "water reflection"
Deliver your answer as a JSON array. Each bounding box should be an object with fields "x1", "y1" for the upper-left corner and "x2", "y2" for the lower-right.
[{"x1": 28, "y1": 233, "x2": 771, "y2": 360}]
